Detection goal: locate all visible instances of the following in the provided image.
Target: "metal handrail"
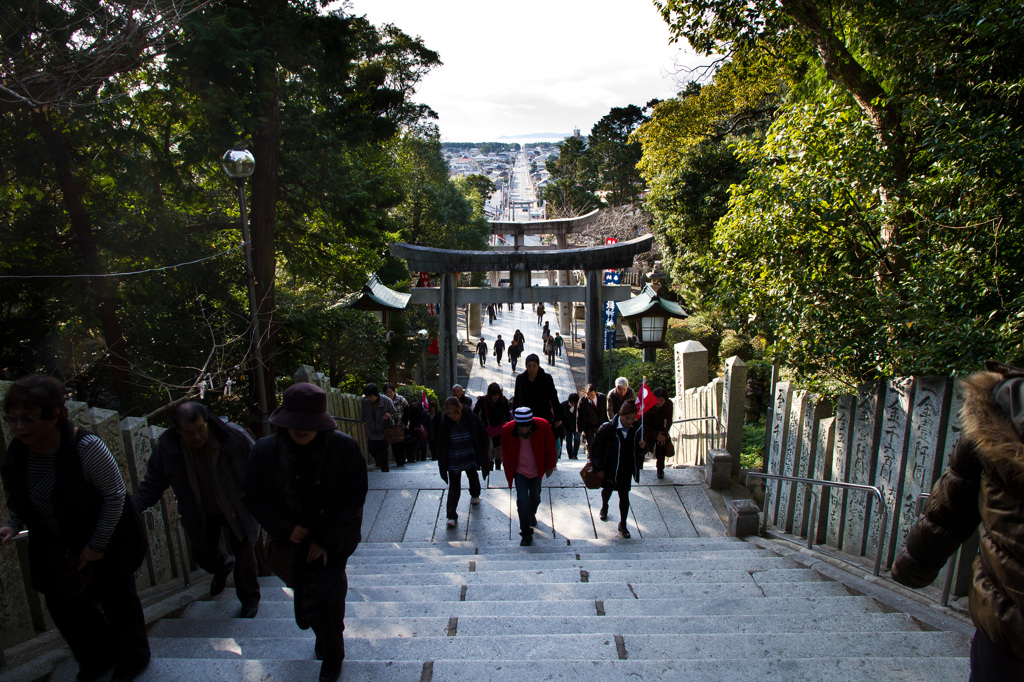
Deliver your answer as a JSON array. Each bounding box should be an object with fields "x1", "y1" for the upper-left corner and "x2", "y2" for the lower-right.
[{"x1": 745, "y1": 472, "x2": 887, "y2": 577}]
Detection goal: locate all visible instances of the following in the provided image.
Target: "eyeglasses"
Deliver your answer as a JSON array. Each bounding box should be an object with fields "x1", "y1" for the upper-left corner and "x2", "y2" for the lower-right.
[{"x1": 4, "y1": 415, "x2": 36, "y2": 427}]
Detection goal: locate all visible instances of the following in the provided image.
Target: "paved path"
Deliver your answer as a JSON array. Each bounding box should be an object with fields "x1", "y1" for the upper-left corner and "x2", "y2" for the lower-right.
[
  {"x1": 465, "y1": 300, "x2": 578, "y2": 405},
  {"x1": 361, "y1": 458, "x2": 721, "y2": 545}
]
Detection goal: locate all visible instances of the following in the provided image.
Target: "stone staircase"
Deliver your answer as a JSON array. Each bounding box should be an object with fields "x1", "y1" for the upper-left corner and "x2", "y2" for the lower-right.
[{"x1": 64, "y1": 534, "x2": 969, "y2": 681}]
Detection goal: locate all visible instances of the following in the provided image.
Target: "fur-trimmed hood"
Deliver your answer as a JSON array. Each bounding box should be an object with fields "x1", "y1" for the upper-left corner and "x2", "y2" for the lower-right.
[{"x1": 961, "y1": 370, "x2": 1024, "y2": 484}]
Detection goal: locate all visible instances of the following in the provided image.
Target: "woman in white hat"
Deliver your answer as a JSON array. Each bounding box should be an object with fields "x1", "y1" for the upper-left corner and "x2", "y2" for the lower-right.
[{"x1": 243, "y1": 382, "x2": 368, "y2": 682}]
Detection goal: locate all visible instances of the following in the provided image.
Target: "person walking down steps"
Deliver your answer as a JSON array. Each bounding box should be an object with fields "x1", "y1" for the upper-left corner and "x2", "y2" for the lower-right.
[{"x1": 477, "y1": 338, "x2": 488, "y2": 367}]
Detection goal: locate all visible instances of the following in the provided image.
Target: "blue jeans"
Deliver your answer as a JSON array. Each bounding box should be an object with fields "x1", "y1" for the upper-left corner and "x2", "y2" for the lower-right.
[
  {"x1": 513, "y1": 473, "x2": 542, "y2": 538},
  {"x1": 565, "y1": 430, "x2": 581, "y2": 459}
]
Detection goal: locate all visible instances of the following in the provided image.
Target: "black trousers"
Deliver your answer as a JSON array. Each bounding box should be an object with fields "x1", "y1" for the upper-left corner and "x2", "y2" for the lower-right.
[
  {"x1": 368, "y1": 438, "x2": 389, "y2": 471},
  {"x1": 971, "y1": 627, "x2": 1024, "y2": 681},
  {"x1": 446, "y1": 469, "x2": 481, "y2": 521},
  {"x1": 191, "y1": 513, "x2": 260, "y2": 608},
  {"x1": 45, "y1": 561, "x2": 150, "y2": 677},
  {"x1": 601, "y1": 485, "x2": 631, "y2": 524},
  {"x1": 302, "y1": 560, "x2": 349, "y2": 670}
]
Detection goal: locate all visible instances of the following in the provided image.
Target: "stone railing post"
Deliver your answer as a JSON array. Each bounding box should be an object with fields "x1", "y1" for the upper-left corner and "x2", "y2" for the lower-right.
[{"x1": 722, "y1": 356, "x2": 747, "y2": 480}]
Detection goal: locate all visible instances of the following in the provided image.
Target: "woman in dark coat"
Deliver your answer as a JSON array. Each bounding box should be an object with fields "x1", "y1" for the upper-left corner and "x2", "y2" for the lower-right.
[
  {"x1": 591, "y1": 401, "x2": 648, "y2": 538},
  {"x1": 0, "y1": 375, "x2": 149, "y2": 682},
  {"x1": 243, "y1": 383, "x2": 368, "y2": 682},
  {"x1": 474, "y1": 383, "x2": 512, "y2": 470},
  {"x1": 644, "y1": 387, "x2": 674, "y2": 479},
  {"x1": 577, "y1": 383, "x2": 608, "y2": 456},
  {"x1": 892, "y1": 362, "x2": 1024, "y2": 681},
  {"x1": 436, "y1": 397, "x2": 491, "y2": 527}
]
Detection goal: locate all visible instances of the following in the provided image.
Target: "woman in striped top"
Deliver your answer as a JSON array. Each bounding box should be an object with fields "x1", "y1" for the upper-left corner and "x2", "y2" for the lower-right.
[{"x1": 0, "y1": 375, "x2": 149, "y2": 682}]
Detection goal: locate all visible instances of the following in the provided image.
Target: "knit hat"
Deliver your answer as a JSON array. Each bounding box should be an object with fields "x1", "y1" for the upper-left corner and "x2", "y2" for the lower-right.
[
  {"x1": 514, "y1": 407, "x2": 534, "y2": 424},
  {"x1": 269, "y1": 383, "x2": 338, "y2": 432}
]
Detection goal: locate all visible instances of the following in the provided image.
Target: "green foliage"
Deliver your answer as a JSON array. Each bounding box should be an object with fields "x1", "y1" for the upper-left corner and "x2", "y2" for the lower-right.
[
  {"x1": 588, "y1": 105, "x2": 648, "y2": 205},
  {"x1": 542, "y1": 136, "x2": 601, "y2": 217},
  {"x1": 740, "y1": 422, "x2": 766, "y2": 470},
  {"x1": 396, "y1": 384, "x2": 438, "y2": 408}
]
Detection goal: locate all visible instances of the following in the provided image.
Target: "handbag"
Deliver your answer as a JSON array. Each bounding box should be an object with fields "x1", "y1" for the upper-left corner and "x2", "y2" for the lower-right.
[
  {"x1": 266, "y1": 538, "x2": 297, "y2": 587},
  {"x1": 483, "y1": 399, "x2": 503, "y2": 437},
  {"x1": 579, "y1": 462, "x2": 605, "y2": 489},
  {"x1": 384, "y1": 424, "x2": 406, "y2": 444}
]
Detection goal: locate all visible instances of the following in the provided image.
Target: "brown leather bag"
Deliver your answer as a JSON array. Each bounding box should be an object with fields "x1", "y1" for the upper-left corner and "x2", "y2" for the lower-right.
[{"x1": 579, "y1": 462, "x2": 605, "y2": 489}]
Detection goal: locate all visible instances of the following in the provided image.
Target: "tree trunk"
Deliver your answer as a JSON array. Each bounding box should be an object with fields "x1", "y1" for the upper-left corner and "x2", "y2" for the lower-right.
[
  {"x1": 779, "y1": 0, "x2": 909, "y2": 284},
  {"x1": 31, "y1": 109, "x2": 130, "y2": 403},
  {"x1": 249, "y1": 62, "x2": 281, "y2": 417}
]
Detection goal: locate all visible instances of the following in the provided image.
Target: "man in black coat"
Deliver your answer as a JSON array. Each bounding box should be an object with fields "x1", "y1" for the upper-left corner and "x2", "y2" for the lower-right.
[
  {"x1": 133, "y1": 402, "x2": 261, "y2": 617},
  {"x1": 513, "y1": 354, "x2": 563, "y2": 430},
  {"x1": 577, "y1": 383, "x2": 608, "y2": 456}
]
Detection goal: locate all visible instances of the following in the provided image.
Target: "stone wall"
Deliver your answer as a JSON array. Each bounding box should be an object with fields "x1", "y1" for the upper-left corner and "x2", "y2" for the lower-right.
[{"x1": 762, "y1": 375, "x2": 968, "y2": 586}]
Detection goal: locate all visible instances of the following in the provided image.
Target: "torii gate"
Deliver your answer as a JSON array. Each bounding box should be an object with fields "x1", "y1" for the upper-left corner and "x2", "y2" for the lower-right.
[{"x1": 390, "y1": 233, "x2": 653, "y2": 393}]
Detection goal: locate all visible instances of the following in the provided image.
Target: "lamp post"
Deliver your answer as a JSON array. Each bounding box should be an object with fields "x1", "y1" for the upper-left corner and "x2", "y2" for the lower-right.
[
  {"x1": 222, "y1": 148, "x2": 269, "y2": 436},
  {"x1": 417, "y1": 328, "x2": 429, "y2": 386},
  {"x1": 606, "y1": 319, "x2": 616, "y2": 390}
]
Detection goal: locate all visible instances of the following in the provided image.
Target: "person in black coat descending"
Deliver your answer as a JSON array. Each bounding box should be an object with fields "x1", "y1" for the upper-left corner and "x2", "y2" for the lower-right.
[
  {"x1": 243, "y1": 383, "x2": 368, "y2": 682},
  {"x1": 513, "y1": 354, "x2": 563, "y2": 430},
  {"x1": 591, "y1": 401, "x2": 648, "y2": 538}
]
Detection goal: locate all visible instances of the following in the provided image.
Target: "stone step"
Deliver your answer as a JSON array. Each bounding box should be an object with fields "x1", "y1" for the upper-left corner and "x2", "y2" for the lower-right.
[
  {"x1": 184, "y1": 594, "x2": 887, "y2": 620},
  {"x1": 154, "y1": 611, "x2": 923, "y2": 639},
  {"x1": 143, "y1": 631, "x2": 969, "y2": 662},
  {"x1": 340, "y1": 567, "x2": 825, "y2": 588},
  {"x1": 347, "y1": 545, "x2": 763, "y2": 565},
  {"x1": 244, "y1": 579, "x2": 851, "y2": 603},
  {"x1": 125, "y1": 656, "x2": 970, "y2": 682},
  {"x1": 349, "y1": 537, "x2": 747, "y2": 555},
  {"x1": 343, "y1": 552, "x2": 788, "y2": 574}
]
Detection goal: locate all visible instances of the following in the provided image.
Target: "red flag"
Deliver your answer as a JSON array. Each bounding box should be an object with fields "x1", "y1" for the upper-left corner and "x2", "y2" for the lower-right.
[
  {"x1": 636, "y1": 379, "x2": 657, "y2": 417},
  {"x1": 422, "y1": 390, "x2": 429, "y2": 411}
]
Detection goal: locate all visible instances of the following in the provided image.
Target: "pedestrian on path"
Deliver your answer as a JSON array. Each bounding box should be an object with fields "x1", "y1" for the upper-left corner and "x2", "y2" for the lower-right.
[
  {"x1": 360, "y1": 383, "x2": 400, "y2": 472},
  {"x1": 607, "y1": 377, "x2": 636, "y2": 421},
  {"x1": 474, "y1": 382, "x2": 511, "y2": 471},
  {"x1": 561, "y1": 392, "x2": 582, "y2": 460},
  {"x1": 645, "y1": 387, "x2": 674, "y2": 479},
  {"x1": 493, "y1": 335, "x2": 506, "y2": 366},
  {"x1": 892, "y1": 361, "x2": 1024, "y2": 681},
  {"x1": 477, "y1": 338, "x2": 488, "y2": 367},
  {"x1": 536, "y1": 302, "x2": 545, "y2": 325},
  {"x1": 554, "y1": 332, "x2": 564, "y2": 357},
  {"x1": 487, "y1": 304, "x2": 496, "y2": 325},
  {"x1": 508, "y1": 340, "x2": 523, "y2": 373},
  {"x1": 541, "y1": 321, "x2": 550, "y2": 341},
  {"x1": 452, "y1": 384, "x2": 472, "y2": 409},
  {"x1": 513, "y1": 354, "x2": 563, "y2": 430},
  {"x1": 133, "y1": 401, "x2": 260, "y2": 618},
  {"x1": 437, "y1": 397, "x2": 491, "y2": 528},
  {"x1": 591, "y1": 401, "x2": 648, "y2": 539},
  {"x1": 243, "y1": 383, "x2": 368, "y2": 682},
  {"x1": 544, "y1": 336, "x2": 556, "y2": 366},
  {"x1": 578, "y1": 383, "x2": 608, "y2": 457},
  {"x1": 513, "y1": 328, "x2": 525, "y2": 350},
  {"x1": 500, "y1": 408, "x2": 557, "y2": 546},
  {"x1": 383, "y1": 384, "x2": 410, "y2": 468}
]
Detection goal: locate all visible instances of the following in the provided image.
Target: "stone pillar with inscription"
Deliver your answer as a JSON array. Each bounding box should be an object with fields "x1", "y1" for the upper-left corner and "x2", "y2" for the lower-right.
[
  {"x1": 842, "y1": 381, "x2": 885, "y2": 557},
  {"x1": 810, "y1": 416, "x2": 837, "y2": 544},
  {"x1": 777, "y1": 390, "x2": 808, "y2": 533},
  {"x1": 826, "y1": 396, "x2": 856, "y2": 548},
  {"x1": 122, "y1": 416, "x2": 174, "y2": 586},
  {"x1": 765, "y1": 382, "x2": 793, "y2": 528},
  {"x1": 867, "y1": 377, "x2": 915, "y2": 566},
  {"x1": 722, "y1": 356, "x2": 747, "y2": 479},
  {"x1": 791, "y1": 395, "x2": 832, "y2": 538}
]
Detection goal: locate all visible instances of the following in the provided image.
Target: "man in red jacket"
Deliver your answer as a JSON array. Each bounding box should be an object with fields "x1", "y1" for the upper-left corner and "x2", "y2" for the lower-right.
[{"x1": 500, "y1": 407, "x2": 557, "y2": 546}]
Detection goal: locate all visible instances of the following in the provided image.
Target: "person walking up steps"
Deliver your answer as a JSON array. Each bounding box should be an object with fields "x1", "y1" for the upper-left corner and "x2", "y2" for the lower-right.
[
  {"x1": 436, "y1": 398, "x2": 490, "y2": 528},
  {"x1": 500, "y1": 408, "x2": 557, "y2": 546},
  {"x1": 591, "y1": 402, "x2": 648, "y2": 539},
  {"x1": 508, "y1": 339, "x2": 523, "y2": 373}
]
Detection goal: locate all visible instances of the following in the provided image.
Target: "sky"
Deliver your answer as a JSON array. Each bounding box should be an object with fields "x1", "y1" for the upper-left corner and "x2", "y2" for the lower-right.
[{"x1": 346, "y1": 0, "x2": 706, "y2": 143}]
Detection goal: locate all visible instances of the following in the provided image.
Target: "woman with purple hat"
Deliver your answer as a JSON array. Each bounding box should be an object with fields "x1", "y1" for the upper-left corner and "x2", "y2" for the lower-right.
[{"x1": 243, "y1": 382, "x2": 368, "y2": 682}]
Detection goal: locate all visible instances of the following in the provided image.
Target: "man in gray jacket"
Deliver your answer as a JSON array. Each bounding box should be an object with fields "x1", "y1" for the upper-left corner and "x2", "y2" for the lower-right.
[{"x1": 134, "y1": 402, "x2": 260, "y2": 617}]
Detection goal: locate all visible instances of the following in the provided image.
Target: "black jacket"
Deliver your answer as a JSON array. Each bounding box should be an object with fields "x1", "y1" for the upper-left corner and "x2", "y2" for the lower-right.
[
  {"x1": 578, "y1": 393, "x2": 607, "y2": 441},
  {"x1": 243, "y1": 430, "x2": 368, "y2": 561},
  {"x1": 133, "y1": 416, "x2": 258, "y2": 548},
  {"x1": 435, "y1": 406, "x2": 491, "y2": 483},
  {"x1": 474, "y1": 395, "x2": 512, "y2": 445},
  {"x1": 591, "y1": 416, "x2": 649, "y2": 491},
  {"x1": 513, "y1": 367, "x2": 563, "y2": 426},
  {"x1": 561, "y1": 399, "x2": 580, "y2": 434}
]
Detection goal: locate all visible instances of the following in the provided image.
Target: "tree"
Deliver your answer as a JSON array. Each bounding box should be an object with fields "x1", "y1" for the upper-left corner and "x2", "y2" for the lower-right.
[
  {"x1": 541, "y1": 136, "x2": 601, "y2": 217},
  {"x1": 588, "y1": 105, "x2": 648, "y2": 205}
]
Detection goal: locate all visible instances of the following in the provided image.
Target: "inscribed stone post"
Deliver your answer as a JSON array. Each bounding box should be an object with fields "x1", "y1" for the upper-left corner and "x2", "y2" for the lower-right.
[
  {"x1": 722, "y1": 357, "x2": 748, "y2": 479},
  {"x1": 792, "y1": 396, "x2": 831, "y2": 538},
  {"x1": 469, "y1": 303, "x2": 482, "y2": 339},
  {"x1": 940, "y1": 378, "x2": 976, "y2": 597},
  {"x1": 122, "y1": 416, "x2": 173, "y2": 586},
  {"x1": 826, "y1": 396, "x2": 856, "y2": 548},
  {"x1": 674, "y1": 340, "x2": 708, "y2": 398},
  {"x1": 892, "y1": 376, "x2": 951, "y2": 566},
  {"x1": 765, "y1": 382, "x2": 793, "y2": 527},
  {"x1": 867, "y1": 377, "x2": 915, "y2": 567},
  {"x1": 294, "y1": 365, "x2": 316, "y2": 384},
  {"x1": 777, "y1": 390, "x2": 808, "y2": 533},
  {"x1": 811, "y1": 417, "x2": 837, "y2": 544},
  {"x1": 0, "y1": 383, "x2": 34, "y2": 649},
  {"x1": 842, "y1": 381, "x2": 885, "y2": 557}
]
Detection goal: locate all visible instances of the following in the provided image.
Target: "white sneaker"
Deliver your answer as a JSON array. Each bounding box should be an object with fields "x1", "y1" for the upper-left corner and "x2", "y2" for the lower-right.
[
  {"x1": 446, "y1": 518, "x2": 457, "y2": 528},
  {"x1": 471, "y1": 497, "x2": 480, "y2": 505}
]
